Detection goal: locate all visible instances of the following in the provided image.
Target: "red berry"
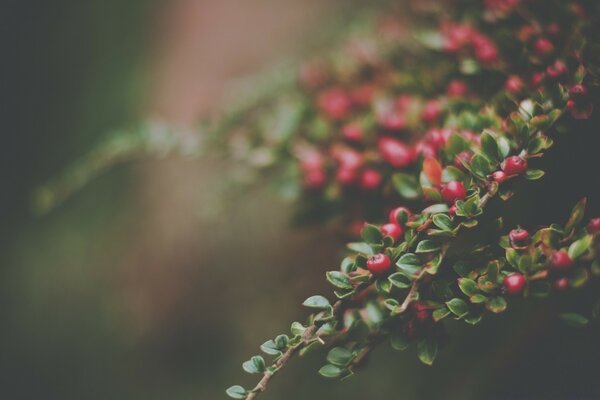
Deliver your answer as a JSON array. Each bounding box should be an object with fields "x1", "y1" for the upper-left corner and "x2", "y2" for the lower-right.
[
  {"x1": 359, "y1": 168, "x2": 382, "y2": 190},
  {"x1": 569, "y1": 84, "x2": 588, "y2": 99},
  {"x1": 567, "y1": 99, "x2": 576, "y2": 110},
  {"x1": 380, "y1": 223, "x2": 403, "y2": 241},
  {"x1": 448, "y1": 204, "x2": 457, "y2": 216},
  {"x1": 492, "y1": 170, "x2": 507, "y2": 183},
  {"x1": 502, "y1": 156, "x2": 528, "y2": 176},
  {"x1": 421, "y1": 100, "x2": 442, "y2": 123},
  {"x1": 531, "y1": 72, "x2": 545, "y2": 87},
  {"x1": 336, "y1": 167, "x2": 356, "y2": 185},
  {"x1": 413, "y1": 302, "x2": 430, "y2": 322},
  {"x1": 553, "y1": 277, "x2": 569, "y2": 291},
  {"x1": 366, "y1": 253, "x2": 392, "y2": 275},
  {"x1": 546, "y1": 60, "x2": 567, "y2": 79},
  {"x1": 504, "y1": 273, "x2": 526, "y2": 295},
  {"x1": 378, "y1": 137, "x2": 414, "y2": 168},
  {"x1": 317, "y1": 88, "x2": 352, "y2": 120},
  {"x1": 389, "y1": 207, "x2": 412, "y2": 225},
  {"x1": 509, "y1": 228, "x2": 530, "y2": 246},
  {"x1": 534, "y1": 37, "x2": 554, "y2": 55},
  {"x1": 380, "y1": 111, "x2": 407, "y2": 131},
  {"x1": 453, "y1": 151, "x2": 472, "y2": 169},
  {"x1": 441, "y1": 181, "x2": 467, "y2": 203},
  {"x1": 475, "y1": 42, "x2": 499, "y2": 64},
  {"x1": 414, "y1": 140, "x2": 437, "y2": 159},
  {"x1": 447, "y1": 79, "x2": 468, "y2": 97},
  {"x1": 341, "y1": 123, "x2": 363, "y2": 142},
  {"x1": 549, "y1": 251, "x2": 573, "y2": 270},
  {"x1": 505, "y1": 75, "x2": 523, "y2": 93},
  {"x1": 587, "y1": 217, "x2": 600, "y2": 234},
  {"x1": 303, "y1": 169, "x2": 326, "y2": 189}
]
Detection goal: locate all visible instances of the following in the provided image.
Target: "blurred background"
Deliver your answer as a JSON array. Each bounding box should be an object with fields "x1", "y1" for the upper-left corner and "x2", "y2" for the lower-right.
[{"x1": 2, "y1": 1, "x2": 599, "y2": 399}]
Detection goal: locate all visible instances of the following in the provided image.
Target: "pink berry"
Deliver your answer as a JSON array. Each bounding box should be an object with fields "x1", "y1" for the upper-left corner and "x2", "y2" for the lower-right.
[
  {"x1": 587, "y1": 218, "x2": 600, "y2": 234},
  {"x1": 378, "y1": 137, "x2": 414, "y2": 168},
  {"x1": 504, "y1": 273, "x2": 526, "y2": 295},
  {"x1": 421, "y1": 100, "x2": 442, "y2": 123},
  {"x1": 447, "y1": 80, "x2": 468, "y2": 97},
  {"x1": 317, "y1": 88, "x2": 352, "y2": 120},
  {"x1": 534, "y1": 37, "x2": 554, "y2": 55},
  {"x1": 342, "y1": 123, "x2": 363, "y2": 142},
  {"x1": 502, "y1": 156, "x2": 528, "y2": 176},
  {"x1": 380, "y1": 223, "x2": 403, "y2": 241},
  {"x1": 549, "y1": 251, "x2": 573, "y2": 270},
  {"x1": 492, "y1": 170, "x2": 507, "y2": 183},
  {"x1": 366, "y1": 254, "x2": 392, "y2": 275},
  {"x1": 441, "y1": 181, "x2": 467, "y2": 203},
  {"x1": 359, "y1": 169, "x2": 382, "y2": 190},
  {"x1": 509, "y1": 228, "x2": 530, "y2": 246},
  {"x1": 554, "y1": 277, "x2": 569, "y2": 291},
  {"x1": 505, "y1": 75, "x2": 524, "y2": 93},
  {"x1": 389, "y1": 207, "x2": 412, "y2": 225}
]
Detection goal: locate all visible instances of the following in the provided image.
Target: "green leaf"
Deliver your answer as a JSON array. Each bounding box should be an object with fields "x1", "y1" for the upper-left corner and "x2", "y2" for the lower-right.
[
  {"x1": 392, "y1": 173, "x2": 421, "y2": 199},
  {"x1": 432, "y1": 307, "x2": 450, "y2": 322},
  {"x1": 347, "y1": 242, "x2": 374, "y2": 255},
  {"x1": 481, "y1": 130, "x2": 500, "y2": 163},
  {"x1": 390, "y1": 333, "x2": 410, "y2": 351},
  {"x1": 470, "y1": 154, "x2": 494, "y2": 178},
  {"x1": 327, "y1": 347, "x2": 353, "y2": 367},
  {"x1": 388, "y1": 272, "x2": 412, "y2": 288},
  {"x1": 497, "y1": 136, "x2": 510, "y2": 158},
  {"x1": 274, "y1": 334, "x2": 289, "y2": 349},
  {"x1": 486, "y1": 296, "x2": 507, "y2": 314},
  {"x1": 384, "y1": 298, "x2": 400, "y2": 311},
  {"x1": 226, "y1": 385, "x2": 247, "y2": 399},
  {"x1": 453, "y1": 261, "x2": 472, "y2": 277},
  {"x1": 396, "y1": 253, "x2": 422, "y2": 278},
  {"x1": 291, "y1": 321, "x2": 305, "y2": 336},
  {"x1": 524, "y1": 169, "x2": 545, "y2": 180},
  {"x1": 302, "y1": 295, "x2": 330, "y2": 309},
  {"x1": 260, "y1": 340, "x2": 281, "y2": 356},
  {"x1": 446, "y1": 133, "x2": 470, "y2": 158},
  {"x1": 565, "y1": 198, "x2": 587, "y2": 232},
  {"x1": 415, "y1": 240, "x2": 441, "y2": 254},
  {"x1": 326, "y1": 271, "x2": 353, "y2": 289},
  {"x1": 464, "y1": 314, "x2": 483, "y2": 325},
  {"x1": 568, "y1": 235, "x2": 592, "y2": 260},
  {"x1": 242, "y1": 356, "x2": 265, "y2": 374},
  {"x1": 361, "y1": 224, "x2": 383, "y2": 244},
  {"x1": 417, "y1": 338, "x2": 438, "y2": 366},
  {"x1": 441, "y1": 166, "x2": 465, "y2": 183},
  {"x1": 446, "y1": 298, "x2": 469, "y2": 318},
  {"x1": 422, "y1": 203, "x2": 449, "y2": 214},
  {"x1": 318, "y1": 364, "x2": 344, "y2": 378},
  {"x1": 432, "y1": 214, "x2": 453, "y2": 231},
  {"x1": 458, "y1": 278, "x2": 478, "y2": 296},
  {"x1": 559, "y1": 313, "x2": 589, "y2": 328},
  {"x1": 470, "y1": 294, "x2": 487, "y2": 304}
]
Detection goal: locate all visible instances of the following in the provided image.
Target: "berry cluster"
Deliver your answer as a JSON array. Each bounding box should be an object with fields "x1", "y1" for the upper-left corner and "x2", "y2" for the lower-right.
[{"x1": 224, "y1": 1, "x2": 600, "y2": 398}]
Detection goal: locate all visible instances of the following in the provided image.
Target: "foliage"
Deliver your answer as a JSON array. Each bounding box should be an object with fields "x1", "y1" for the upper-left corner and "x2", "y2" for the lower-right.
[{"x1": 225, "y1": 0, "x2": 600, "y2": 398}]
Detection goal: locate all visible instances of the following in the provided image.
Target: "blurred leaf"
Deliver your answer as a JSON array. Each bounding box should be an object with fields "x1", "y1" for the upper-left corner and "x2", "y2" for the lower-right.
[
  {"x1": 318, "y1": 364, "x2": 344, "y2": 378},
  {"x1": 327, "y1": 347, "x2": 353, "y2": 367},
  {"x1": 326, "y1": 271, "x2": 353, "y2": 289},
  {"x1": 446, "y1": 298, "x2": 468, "y2": 318},
  {"x1": 565, "y1": 198, "x2": 587, "y2": 232},
  {"x1": 417, "y1": 338, "x2": 438, "y2": 366},
  {"x1": 242, "y1": 356, "x2": 265, "y2": 374},
  {"x1": 415, "y1": 240, "x2": 441, "y2": 254},
  {"x1": 392, "y1": 173, "x2": 421, "y2": 199},
  {"x1": 559, "y1": 313, "x2": 589, "y2": 328},
  {"x1": 226, "y1": 385, "x2": 247, "y2": 399}
]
